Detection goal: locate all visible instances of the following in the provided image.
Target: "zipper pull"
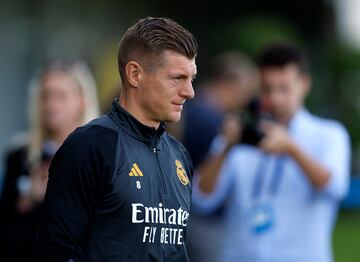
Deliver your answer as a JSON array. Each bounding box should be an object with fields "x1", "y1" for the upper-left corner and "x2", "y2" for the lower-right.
[{"x1": 153, "y1": 147, "x2": 161, "y2": 153}]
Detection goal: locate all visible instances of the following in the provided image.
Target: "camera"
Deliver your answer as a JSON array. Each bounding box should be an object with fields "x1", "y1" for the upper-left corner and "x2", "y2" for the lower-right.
[{"x1": 240, "y1": 98, "x2": 274, "y2": 146}]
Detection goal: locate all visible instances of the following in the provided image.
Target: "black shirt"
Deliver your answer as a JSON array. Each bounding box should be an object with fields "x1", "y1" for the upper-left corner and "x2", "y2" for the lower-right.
[{"x1": 37, "y1": 100, "x2": 193, "y2": 262}]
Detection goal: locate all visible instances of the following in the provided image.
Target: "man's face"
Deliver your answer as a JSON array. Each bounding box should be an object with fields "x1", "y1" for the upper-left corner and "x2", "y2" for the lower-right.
[
  {"x1": 137, "y1": 50, "x2": 196, "y2": 124},
  {"x1": 260, "y1": 64, "x2": 309, "y2": 123}
]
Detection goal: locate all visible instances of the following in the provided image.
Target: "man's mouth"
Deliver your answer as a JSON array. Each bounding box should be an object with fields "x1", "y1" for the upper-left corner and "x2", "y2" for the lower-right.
[{"x1": 172, "y1": 102, "x2": 184, "y2": 111}]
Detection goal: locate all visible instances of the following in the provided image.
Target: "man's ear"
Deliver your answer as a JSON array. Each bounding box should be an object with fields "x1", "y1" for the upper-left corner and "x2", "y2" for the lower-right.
[{"x1": 125, "y1": 61, "x2": 144, "y2": 87}]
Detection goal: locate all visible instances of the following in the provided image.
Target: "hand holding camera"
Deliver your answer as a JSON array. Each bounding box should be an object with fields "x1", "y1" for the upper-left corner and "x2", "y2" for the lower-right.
[
  {"x1": 221, "y1": 97, "x2": 295, "y2": 156},
  {"x1": 258, "y1": 121, "x2": 294, "y2": 154}
]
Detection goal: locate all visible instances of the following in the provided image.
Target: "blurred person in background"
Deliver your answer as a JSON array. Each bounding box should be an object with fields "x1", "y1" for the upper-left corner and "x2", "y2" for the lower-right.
[
  {"x1": 181, "y1": 52, "x2": 259, "y2": 168},
  {"x1": 0, "y1": 59, "x2": 99, "y2": 261},
  {"x1": 180, "y1": 51, "x2": 259, "y2": 262},
  {"x1": 192, "y1": 43, "x2": 351, "y2": 262}
]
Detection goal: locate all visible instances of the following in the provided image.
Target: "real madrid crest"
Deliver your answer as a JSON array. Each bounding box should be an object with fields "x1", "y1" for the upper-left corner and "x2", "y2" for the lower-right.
[{"x1": 175, "y1": 160, "x2": 189, "y2": 186}]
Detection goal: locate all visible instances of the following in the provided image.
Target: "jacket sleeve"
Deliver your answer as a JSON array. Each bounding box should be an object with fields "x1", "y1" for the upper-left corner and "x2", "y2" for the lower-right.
[{"x1": 36, "y1": 130, "x2": 104, "y2": 261}]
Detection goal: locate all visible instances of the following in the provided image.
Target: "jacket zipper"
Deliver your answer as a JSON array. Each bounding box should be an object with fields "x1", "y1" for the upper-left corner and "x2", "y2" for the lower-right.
[{"x1": 152, "y1": 137, "x2": 168, "y2": 196}]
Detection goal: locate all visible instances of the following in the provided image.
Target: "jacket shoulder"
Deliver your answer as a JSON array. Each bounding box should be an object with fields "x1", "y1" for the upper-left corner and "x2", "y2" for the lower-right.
[{"x1": 63, "y1": 118, "x2": 118, "y2": 155}]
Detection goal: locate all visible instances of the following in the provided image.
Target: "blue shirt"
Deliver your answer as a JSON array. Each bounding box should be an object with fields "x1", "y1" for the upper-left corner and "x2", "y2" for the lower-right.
[{"x1": 192, "y1": 109, "x2": 351, "y2": 262}]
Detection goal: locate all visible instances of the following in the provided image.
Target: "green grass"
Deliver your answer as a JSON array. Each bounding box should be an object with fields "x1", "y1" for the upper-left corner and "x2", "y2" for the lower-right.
[{"x1": 333, "y1": 209, "x2": 360, "y2": 262}]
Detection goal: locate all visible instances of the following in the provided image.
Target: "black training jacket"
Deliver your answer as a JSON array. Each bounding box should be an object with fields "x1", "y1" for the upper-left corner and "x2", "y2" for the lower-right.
[{"x1": 37, "y1": 100, "x2": 193, "y2": 262}]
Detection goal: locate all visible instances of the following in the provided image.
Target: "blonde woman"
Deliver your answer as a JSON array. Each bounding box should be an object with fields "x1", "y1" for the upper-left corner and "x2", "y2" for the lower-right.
[{"x1": 0, "y1": 59, "x2": 99, "y2": 261}]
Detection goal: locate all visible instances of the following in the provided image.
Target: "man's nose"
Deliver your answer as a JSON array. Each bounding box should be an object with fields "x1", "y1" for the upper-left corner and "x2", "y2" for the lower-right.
[{"x1": 180, "y1": 80, "x2": 195, "y2": 100}]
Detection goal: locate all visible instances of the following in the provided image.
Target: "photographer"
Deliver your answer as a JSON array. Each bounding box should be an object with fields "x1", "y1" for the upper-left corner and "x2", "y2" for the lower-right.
[{"x1": 192, "y1": 43, "x2": 351, "y2": 262}]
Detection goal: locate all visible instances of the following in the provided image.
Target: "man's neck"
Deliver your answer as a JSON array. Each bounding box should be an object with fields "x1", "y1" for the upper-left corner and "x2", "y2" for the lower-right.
[{"x1": 119, "y1": 94, "x2": 160, "y2": 129}]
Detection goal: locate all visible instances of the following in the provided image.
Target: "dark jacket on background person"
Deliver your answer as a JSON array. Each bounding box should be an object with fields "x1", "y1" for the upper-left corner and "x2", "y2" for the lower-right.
[{"x1": 0, "y1": 144, "x2": 40, "y2": 262}]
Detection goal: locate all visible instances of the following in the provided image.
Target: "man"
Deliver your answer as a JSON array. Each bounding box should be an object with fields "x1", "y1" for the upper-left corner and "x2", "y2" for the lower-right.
[
  {"x1": 192, "y1": 43, "x2": 351, "y2": 262},
  {"x1": 37, "y1": 17, "x2": 197, "y2": 261}
]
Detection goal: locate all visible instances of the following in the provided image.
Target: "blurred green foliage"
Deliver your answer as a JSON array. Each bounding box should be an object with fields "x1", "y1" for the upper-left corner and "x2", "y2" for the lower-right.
[{"x1": 334, "y1": 210, "x2": 360, "y2": 261}]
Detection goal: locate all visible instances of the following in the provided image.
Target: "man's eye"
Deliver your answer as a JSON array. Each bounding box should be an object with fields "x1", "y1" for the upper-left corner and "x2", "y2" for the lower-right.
[{"x1": 172, "y1": 76, "x2": 182, "y2": 81}]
